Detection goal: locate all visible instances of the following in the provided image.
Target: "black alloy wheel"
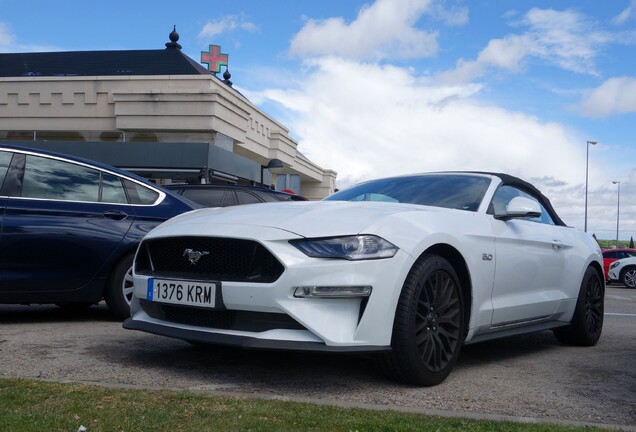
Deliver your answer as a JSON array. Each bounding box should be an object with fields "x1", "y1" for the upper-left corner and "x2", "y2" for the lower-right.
[
  {"x1": 583, "y1": 270, "x2": 604, "y2": 336},
  {"x1": 381, "y1": 254, "x2": 464, "y2": 386},
  {"x1": 554, "y1": 266, "x2": 604, "y2": 346}
]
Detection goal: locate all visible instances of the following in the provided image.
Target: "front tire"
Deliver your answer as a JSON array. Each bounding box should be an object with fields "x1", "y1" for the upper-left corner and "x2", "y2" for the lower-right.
[
  {"x1": 620, "y1": 266, "x2": 636, "y2": 288},
  {"x1": 554, "y1": 266, "x2": 603, "y2": 346},
  {"x1": 381, "y1": 254, "x2": 464, "y2": 386},
  {"x1": 104, "y1": 253, "x2": 135, "y2": 320}
]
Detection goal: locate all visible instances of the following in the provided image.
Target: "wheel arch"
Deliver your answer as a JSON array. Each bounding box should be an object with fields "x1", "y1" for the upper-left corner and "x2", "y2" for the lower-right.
[
  {"x1": 422, "y1": 243, "x2": 472, "y2": 340},
  {"x1": 587, "y1": 260, "x2": 605, "y2": 292}
]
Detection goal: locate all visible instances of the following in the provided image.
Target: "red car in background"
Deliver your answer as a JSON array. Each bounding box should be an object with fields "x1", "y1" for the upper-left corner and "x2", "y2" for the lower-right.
[{"x1": 602, "y1": 248, "x2": 636, "y2": 282}]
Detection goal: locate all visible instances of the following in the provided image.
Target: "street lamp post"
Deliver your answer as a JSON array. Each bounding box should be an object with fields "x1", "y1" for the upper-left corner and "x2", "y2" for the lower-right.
[
  {"x1": 612, "y1": 181, "x2": 620, "y2": 249},
  {"x1": 584, "y1": 140, "x2": 597, "y2": 232},
  {"x1": 260, "y1": 158, "x2": 284, "y2": 187}
]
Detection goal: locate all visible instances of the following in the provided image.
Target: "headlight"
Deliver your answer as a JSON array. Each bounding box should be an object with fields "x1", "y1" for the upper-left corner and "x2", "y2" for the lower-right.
[
  {"x1": 290, "y1": 235, "x2": 398, "y2": 260},
  {"x1": 609, "y1": 261, "x2": 620, "y2": 270}
]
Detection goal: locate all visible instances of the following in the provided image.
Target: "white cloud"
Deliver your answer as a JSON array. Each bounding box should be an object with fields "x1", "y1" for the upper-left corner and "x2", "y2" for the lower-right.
[
  {"x1": 579, "y1": 77, "x2": 636, "y2": 117},
  {"x1": 439, "y1": 8, "x2": 607, "y2": 83},
  {"x1": 255, "y1": 58, "x2": 584, "y2": 186},
  {"x1": 251, "y1": 57, "x2": 636, "y2": 237},
  {"x1": 613, "y1": 0, "x2": 636, "y2": 25},
  {"x1": 289, "y1": 0, "x2": 439, "y2": 60},
  {"x1": 198, "y1": 15, "x2": 258, "y2": 38},
  {"x1": 0, "y1": 22, "x2": 15, "y2": 47},
  {"x1": 430, "y1": 2, "x2": 469, "y2": 26}
]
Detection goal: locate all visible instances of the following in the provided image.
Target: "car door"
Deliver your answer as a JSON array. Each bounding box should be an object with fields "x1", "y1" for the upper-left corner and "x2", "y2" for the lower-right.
[
  {"x1": 0, "y1": 151, "x2": 135, "y2": 296},
  {"x1": 489, "y1": 185, "x2": 571, "y2": 326}
]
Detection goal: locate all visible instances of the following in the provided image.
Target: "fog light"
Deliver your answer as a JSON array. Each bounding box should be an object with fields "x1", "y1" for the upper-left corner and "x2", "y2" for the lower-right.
[{"x1": 293, "y1": 286, "x2": 372, "y2": 298}]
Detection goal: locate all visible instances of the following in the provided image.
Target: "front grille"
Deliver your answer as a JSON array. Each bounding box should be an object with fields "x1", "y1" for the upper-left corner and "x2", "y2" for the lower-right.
[
  {"x1": 140, "y1": 300, "x2": 305, "y2": 332},
  {"x1": 136, "y1": 237, "x2": 284, "y2": 283}
]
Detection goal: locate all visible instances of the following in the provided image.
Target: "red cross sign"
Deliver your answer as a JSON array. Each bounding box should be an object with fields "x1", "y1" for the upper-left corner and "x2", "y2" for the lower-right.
[{"x1": 201, "y1": 45, "x2": 229, "y2": 74}]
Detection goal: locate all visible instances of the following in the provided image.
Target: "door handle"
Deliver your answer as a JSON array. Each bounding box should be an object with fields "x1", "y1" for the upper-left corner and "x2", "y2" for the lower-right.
[
  {"x1": 103, "y1": 210, "x2": 128, "y2": 221},
  {"x1": 552, "y1": 240, "x2": 563, "y2": 250}
]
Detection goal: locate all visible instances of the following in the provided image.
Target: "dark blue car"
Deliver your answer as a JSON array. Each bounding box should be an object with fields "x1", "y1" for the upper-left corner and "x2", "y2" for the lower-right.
[{"x1": 0, "y1": 144, "x2": 201, "y2": 319}]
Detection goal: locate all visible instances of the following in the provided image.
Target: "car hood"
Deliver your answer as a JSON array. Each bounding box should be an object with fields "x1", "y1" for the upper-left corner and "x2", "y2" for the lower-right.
[
  {"x1": 613, "y1": 256, "x2": 636, "y2": 267},
  {"x1": 153, "y1": 200, "x2": 436, "y2": 238}
]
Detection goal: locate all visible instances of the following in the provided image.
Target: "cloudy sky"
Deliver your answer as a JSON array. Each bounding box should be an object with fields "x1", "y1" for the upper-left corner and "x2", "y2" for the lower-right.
[{"x1": 2, "y1": 0, "x2": 635, "y2": 240}]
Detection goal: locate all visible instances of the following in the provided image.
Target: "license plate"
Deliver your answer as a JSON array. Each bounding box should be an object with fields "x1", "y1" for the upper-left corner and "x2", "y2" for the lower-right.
[{"x1": 147, "y1": 278, "x2": 219, "y2": 308}]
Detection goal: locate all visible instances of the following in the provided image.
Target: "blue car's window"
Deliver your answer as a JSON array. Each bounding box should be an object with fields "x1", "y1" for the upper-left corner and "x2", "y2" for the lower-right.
[
  {"x1": 326, "y1": 174, "x2": 491, "y2": 211},
  {"x1": 0, "y1": 151, "x2": 12, "y2": 191},
  {"x1": 123, "y1": 179, "x2": 160, "y2": 205},
  {"x1": 22, "y1": 155, "x2": 100, "y2": 202},
  {"x1": 101, "y1": 172, "x2": 128, "y2": 204}
]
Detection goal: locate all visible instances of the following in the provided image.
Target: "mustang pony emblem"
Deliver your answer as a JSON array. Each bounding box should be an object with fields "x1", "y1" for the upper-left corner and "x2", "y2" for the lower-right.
[{"x1": 183, "y1": 248, "x2": 209, "y2": 265}]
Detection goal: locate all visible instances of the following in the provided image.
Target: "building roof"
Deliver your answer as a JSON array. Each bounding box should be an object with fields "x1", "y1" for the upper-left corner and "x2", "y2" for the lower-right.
[{"x1": 0, "y1": 27, "x2": 211, "y2": 78}]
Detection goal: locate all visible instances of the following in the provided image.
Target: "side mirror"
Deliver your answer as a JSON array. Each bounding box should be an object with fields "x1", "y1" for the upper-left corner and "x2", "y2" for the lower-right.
[{"x1": 495, "y1": 196, "x2": 542, "y2": 221}]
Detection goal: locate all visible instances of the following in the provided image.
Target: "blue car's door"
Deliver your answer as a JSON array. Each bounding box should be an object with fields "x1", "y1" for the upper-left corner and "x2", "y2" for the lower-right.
[
  {"x1": 0, "y1": 151, "x2": 135, "y2": 298},
  {"x1": 0, "y1": 150, "x2": 13, "y2": 287}
]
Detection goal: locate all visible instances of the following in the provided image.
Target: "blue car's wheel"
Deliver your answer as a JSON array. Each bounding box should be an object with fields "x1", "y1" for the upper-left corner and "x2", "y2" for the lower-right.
[{"x1": 104, "y1": 252, "x2": 135, "y2": 320}]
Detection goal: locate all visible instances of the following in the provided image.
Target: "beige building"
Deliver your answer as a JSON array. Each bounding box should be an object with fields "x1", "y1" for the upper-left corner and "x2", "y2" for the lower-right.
[{"x1": 0, "y1": 28, "x2": 336, "y2": 199}]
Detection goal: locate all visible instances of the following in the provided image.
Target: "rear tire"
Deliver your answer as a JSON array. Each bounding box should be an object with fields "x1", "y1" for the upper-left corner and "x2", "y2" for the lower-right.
[
  {"x1": 381, "y1": 253, "x2": 464, "y2": 386},
  {"x1": 554, "y1": 266, "x2": 603, "y2": 346},
  {"x1": 104, "y1": 253, "x2": 135, "y2": 320}
]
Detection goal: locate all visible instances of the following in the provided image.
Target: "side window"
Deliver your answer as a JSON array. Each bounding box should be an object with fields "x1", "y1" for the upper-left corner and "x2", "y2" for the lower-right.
[
  {"x1": 182, "y1": 189, "x2": 226, "y2": 207},
  {"x1": 603, "y1": 251, "x2": 616, "y2": 259},
  {"x1": 123, "y1": 179, "x2": 160, "y2": 205},
  {"x1": 22, "y1": 155, "x2": 100, "y2": 202},
  {"x1": 101, "y1": 173, "x2": 128, "y2": 204},
  {"x1": 222, "y1": 190, "x2": 238, "y2": 206},
  {"x1": 0, "y1": 151, "x2": 12, "y2": 191},
  {"x1": 236, "y1": 190, "x2": 262, "y2": 205},
  {"x1": 490, "y1": 185, "x2": 555, "y2": 225},
  {"x1": 252, "y1": 190, "x2": 282, "y2": 202}
]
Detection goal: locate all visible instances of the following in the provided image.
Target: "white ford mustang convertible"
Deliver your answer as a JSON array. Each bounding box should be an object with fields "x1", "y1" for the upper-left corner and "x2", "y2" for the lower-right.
[{"x1": 124, "y1": 172, "x2": 604, "y2": 385}]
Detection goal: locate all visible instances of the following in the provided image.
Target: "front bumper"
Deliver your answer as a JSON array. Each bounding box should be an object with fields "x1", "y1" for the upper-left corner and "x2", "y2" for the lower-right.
[
  {"x1": 608, "y1": 268, "x2": 620, "y2": 281},
  {"x1": 125, "y1": 233, "x2": 415, "y2": 350}
]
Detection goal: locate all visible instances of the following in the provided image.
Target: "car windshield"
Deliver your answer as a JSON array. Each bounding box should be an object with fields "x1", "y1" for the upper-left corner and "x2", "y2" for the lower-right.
[{"x1": 325, "y1": 174, "x2": 492, "y2": 211}]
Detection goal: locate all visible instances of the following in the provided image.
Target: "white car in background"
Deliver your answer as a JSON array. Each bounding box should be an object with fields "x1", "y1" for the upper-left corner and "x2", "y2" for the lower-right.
[
  {"x1": 608, "y1": 256, "x2": 636, "y2": 288},
  {"x1": 124, "y1": 172, "x2": 604, "y2": 386}
]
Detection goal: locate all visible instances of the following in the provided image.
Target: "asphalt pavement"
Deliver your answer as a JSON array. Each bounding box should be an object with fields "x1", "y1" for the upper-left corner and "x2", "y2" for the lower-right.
[{"x1": 1, "y1": 286, "x2": 635, "y2": 430}]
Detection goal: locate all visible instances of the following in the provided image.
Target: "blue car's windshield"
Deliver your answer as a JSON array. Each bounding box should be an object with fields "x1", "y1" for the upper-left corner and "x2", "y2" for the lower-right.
[{"x1": 325, "y1": 174, "x2": 492, "y2": 212}]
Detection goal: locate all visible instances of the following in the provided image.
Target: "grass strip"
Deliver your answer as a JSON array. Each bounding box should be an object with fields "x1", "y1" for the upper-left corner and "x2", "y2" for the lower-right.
[{"x1": 0, "y1": 378, "x2": 609, "y2": 432}]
